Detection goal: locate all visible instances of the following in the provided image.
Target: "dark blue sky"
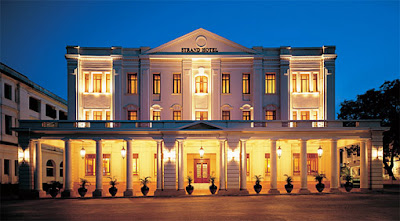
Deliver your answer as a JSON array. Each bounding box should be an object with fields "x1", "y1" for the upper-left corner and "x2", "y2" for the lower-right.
[{"x1": 1, "y1": 1, "x2": 399, "y2": 116}]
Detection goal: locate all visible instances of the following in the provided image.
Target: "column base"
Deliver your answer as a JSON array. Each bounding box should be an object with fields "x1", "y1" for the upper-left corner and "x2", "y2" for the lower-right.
[
  {"x1": 217, "y1": 189, "x2": 249, "y2": 195},
  {"x1": 154, "y1": 189, "x2": 186, "y2": 196},
  {"x1": 298, "y1": 188, "x2": 311, "y2": 194},
  {"x1": 268, "y1": 189, "x2": 280, "y2": 194},
  {"x1": 61, "y1": 189, "x2": 75, "y2": 198},
  {"x1": 123, "y1": 189, "x2": 134, "y2": 197},
  {"x1": 360, "y1": 188, "x2": 371, "y2": 193},
  {"x1": 92, "y1": 189, "x2": 103, "y2": 198},
  {"x1": 35, "y1": 190, "x2": 47, "y2": 198},
  {"x1": 330, "y1": 188, "x2": 341, "y2": 193}
]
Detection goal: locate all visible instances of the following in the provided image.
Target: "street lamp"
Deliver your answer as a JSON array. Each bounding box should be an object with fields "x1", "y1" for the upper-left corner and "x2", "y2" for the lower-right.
[
  {"x1": 199, "y1": 147, "x2": 204, "y2": 158},
  {"x1": 277, "y1": 146, "x2": 282, "y2": 159},
  {"x1": 318, "y1": 146, "x2": 323, "y2": 158},
  {"x1": 121, "y1": 146, "x2": 126, "y2": 159}
]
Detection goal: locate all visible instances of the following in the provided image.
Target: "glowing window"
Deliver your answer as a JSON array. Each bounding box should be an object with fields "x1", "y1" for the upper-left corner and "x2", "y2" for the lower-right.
[
  {"x1": 106, "y1": 74, "x2": 111, "y2": 93},
  {"x1": 153, "y1": 74, "x2": 161, "y2": 94},
  {"x1": 222, "y1": 74, "x2": 230, "y2": 94},
  {"x1": 265, "y1": 73, "x2": 276, "y2": 94},
  {"x1": 265, "y1": 110, "x2": 276, "y2": 120},
  {"x1": 242, "y1": 111, "x2": 251, "y2": 121},
  {"x1": 300, "y1": 74, "x2": 309, "y2": 93},
  {"x1": 128, "y1": 111, "x2": 137, "y2": 120},
  {"x1": 85, "y1": 111, "x2": 90, "y2": 120},
  {"x1": 195, "y1": 76, "x2": 208, "y2": 93},
  {"x1": 93, "y1": 74, "x2": 102, "y2": 93},
  {"x1": 195, "y1": 111, "x2": 208, "y2": 120},
  {"x1": 313, "y1": 74, "x2": 318, "y2": 92},
  {"x1": 292, "y1": 74, "x2": 297, "y2": 92},
  {"x1": 84, "y1": 73, "x2": 90, "y2": 93},
  {"x1": 133, "y1": 153, "x2": 139, "y2": 175},
  {"x1": 246, "y1": 153, "x2": 250, "y2": 176},
  {"x1": 106, "y1": 111, "x2": 111, "y2": 120},
  {"x1": 222, "y1": 111, "x2": 230, "y2": 120},
  {"x1": 300, "y1": 111, "x2": 310, "y2": 120},
  {"x1": 93, "y1": 111, "x2": 102, "y2": 120},
  {"x1": 128, "y1": 73, "x2": 138, "y2": 94},
  {"x1": 85, "y1": 154, "x2": 111, "y2": 176},
  {"x1": 292, "y1": 111, "x2": 297, "y2": 120},
  {"x1": 153, "y1": 111, "x2": 161, "y2": 121},
  {"x1": 173, "y1": 73, "x2": 181, "y2": 94},
  {"x1": 173, "y1": 111, "x2": 181, "y2": 120},
  {"x1": 293, "y1": 153, "x2": 318, "y2": 175},
  {"x1": 265, "y1": 153, "x2": 270, "y2": 175},
  {"x1": 242, "y1": 74, "x2": 250, "y2": 94}
]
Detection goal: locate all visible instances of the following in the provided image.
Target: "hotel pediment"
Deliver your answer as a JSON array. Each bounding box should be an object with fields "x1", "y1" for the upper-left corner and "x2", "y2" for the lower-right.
[
  {"x1": 179, "y1": 122, "x2": 224, "y2": 130},
  {"x1": 145, "y1": 28, "x2": 257, "y2": 54}
]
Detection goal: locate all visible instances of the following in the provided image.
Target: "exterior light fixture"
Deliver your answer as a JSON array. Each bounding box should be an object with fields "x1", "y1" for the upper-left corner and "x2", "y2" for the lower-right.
[
  {"x1": 121, "y1": 146, "x2": 126, "y2": 159},
  {"x1": 80, "y1": 141, "x2": 86, "y2": 159},
  {"x1": 199, "y1": 147, "x2": 205, "y2": 158},
  {"x1": 277, "y1": 146, "x2": 282, "y2": 159},
  {"x1": 318, "y1": 146, "x2": 323, "y2": 158}
]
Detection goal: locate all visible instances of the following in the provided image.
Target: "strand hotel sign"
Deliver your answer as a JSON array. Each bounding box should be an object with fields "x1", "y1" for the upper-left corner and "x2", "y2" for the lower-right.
[{"x1": 181, "y1": 35, "x2": 218, "y2": 53}]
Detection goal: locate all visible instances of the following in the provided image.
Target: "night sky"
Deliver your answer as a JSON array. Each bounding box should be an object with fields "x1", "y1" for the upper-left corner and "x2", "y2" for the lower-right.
[{"x1": 1, "y1": 1, "x2": 399, "y2": 117}]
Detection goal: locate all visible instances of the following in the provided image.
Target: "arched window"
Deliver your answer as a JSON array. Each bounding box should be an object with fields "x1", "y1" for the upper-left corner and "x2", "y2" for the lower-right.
[
  {"x1": 60, "y1": 161, "x2": 63, "y2": 177},
  {"x1": 46, "y1": 160, "x2": 55, "y2": 177},
  {"x1": 195, "y1": 76, "x2": 208, "y2": 93}
]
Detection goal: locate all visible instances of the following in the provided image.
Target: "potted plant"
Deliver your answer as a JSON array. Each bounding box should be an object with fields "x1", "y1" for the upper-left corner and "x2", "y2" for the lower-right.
[
  {"x1": 253, "y1": 175, "x2": 262, "y2": 194},
  {"x1": 140, "y1": 176, "x2": 151, "y2": 196},
  {"x1": 209, "y1": 176, "x2": 218, "y2": 194},
  {"x1": 344, "y1": 175, "x2": 353, "y2": 192},
  {"x1": 48, "y1": 181, "x2": 61, "y2": 198},
  {"x1": 78, "y1": 178, "x2": 90, "y2": 198},
  {"x1": 108, "y1": 177, "x2": 118, "y2": 197},
  {"x1": 186, "y1": 176, "x2": 194, "y2": 195},
  {"x1": 284, "y1": 174, "x2": 293, "y2": 193},
  {"x1": 314, "y1": 173, "x2": 326, "y2": 193}
]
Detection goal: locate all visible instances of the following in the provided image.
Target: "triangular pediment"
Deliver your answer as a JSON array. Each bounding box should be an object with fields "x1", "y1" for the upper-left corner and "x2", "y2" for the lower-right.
[
  {"x1": 179, "y1": 121, "x2": 224, "y2": 130},
  {"x1": 146, "y1": 28, "x2": 257, "y2": 54}
]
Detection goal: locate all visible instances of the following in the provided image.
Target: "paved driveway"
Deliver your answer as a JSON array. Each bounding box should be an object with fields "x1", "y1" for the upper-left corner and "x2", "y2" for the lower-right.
[{"x1": 1, "y1": 193, "x2": 399, "y2": 220}]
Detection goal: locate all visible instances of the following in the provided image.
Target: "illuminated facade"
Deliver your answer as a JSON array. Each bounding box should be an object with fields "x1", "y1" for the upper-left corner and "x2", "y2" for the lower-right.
[{"x1": 16, "y1": 29, "x2": 386, "y2": 197}]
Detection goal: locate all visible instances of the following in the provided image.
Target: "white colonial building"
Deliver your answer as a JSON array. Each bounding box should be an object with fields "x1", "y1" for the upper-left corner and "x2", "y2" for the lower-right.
[
  {"x1": 0, "y1": 63, "x2": 67, "y2": 186},
  {"x1": 16, "y1": 29, "x2": 385, "y2": 198}
]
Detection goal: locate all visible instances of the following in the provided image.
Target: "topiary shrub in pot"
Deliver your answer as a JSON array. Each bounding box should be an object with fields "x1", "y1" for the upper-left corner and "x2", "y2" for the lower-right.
[
  {"x1": 314, "y1": 173, "x2": 326, "y2": 193},
  {"x1": 78, "y1": 178, "x2": 90, "y2": 198},
  {"x1": 186, "y1": 176, "x2": 194, "y2": 195},
  {"x1": 253, "y1": 175, "x2": 262, "y2": 194},
  {"x1": 140, "y1": 176, "x2": 151, "y2": 196},
  {"x1": 284, "y1": 174, "x2": 293, "y2": 193},
  {"x1": 48, "y1": 181, "x2": 62, "y2": 198},
  {"x1": 344, "y1": 175, "x2": 353, "y2": 192},
  {"x1": 209, "y1": 176, "x2": 218, "y2": 194},
  {"x1": 108, "y1": 177, "x2": 118, "y2": 197}
]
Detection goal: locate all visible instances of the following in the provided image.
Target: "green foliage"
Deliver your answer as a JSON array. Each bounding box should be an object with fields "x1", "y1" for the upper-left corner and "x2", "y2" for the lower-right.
[
  {"x1": 338, "y1": 79, "x2": 400, "y2": 179},
  {"x1": 284, "y1": 174, "x2": 292, "y2": 185},
  {"x1": 80, "y1": 178, "x2": 90, "y2": 188},
  {"x1": 140, "y1": 176, "x2": 151, "y2": 187},
  {"x1": 209, "y1": 176, "x2": 216, "y2": 185},
  {"x1": 254, "y1": 175, "x2": 262, "y2": 184},
  {"x1": 314, "y1": 173, "x2": 326, "y2": 183},
  {"x1": 49, "y1": 181, "x2": 62, "y2": 189},
  {"x1": 187, "y1": 176, "x2": 193, "y2": 185},
  {"x1": 108, "y1": 176, "x2": 118, "y2": 186}
]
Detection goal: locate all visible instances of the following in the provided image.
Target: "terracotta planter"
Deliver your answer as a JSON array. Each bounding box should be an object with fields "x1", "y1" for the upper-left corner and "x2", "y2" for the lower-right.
[
  {"x1": 141, "y1": 186, "x2": 149, "y2": 196},
  {"x1": 316, "y1": 183, "x2": 325, "y2": 193},
  {"x1": 186, "y1": 185, "x2": 194, "y2": 195},
  {"x1": 285, "y1": 184, "x2": 293, "y2": 193},
  {"x1": 109, "y1": 186, "x2": 118, "y2": 197},
  {"x1": 254, "y1": 183, "x2": 262, "y2": 194},
  {"x1": 344, "y1": 182, "x2": 353, "y2": 192},
  {"x1": 78, "y1": 187, "x2": 87, "y2": 198},
  {"x1": 209, "y1": 184, "x2": 218, "y2": 194}
]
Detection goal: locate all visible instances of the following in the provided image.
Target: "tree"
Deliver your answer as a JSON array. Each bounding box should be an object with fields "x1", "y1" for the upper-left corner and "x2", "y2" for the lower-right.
[{"x1": 338, "y1": 79, "x2": 400, "y2": 180}]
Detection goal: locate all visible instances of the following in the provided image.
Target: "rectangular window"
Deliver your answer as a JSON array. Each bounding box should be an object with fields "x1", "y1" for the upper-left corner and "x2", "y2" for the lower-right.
[
  {"x1": 59, "y1": 111, "x2": 68, "y2": 120},
  {"x1": 195, "y1": 76, "x2": 208, "y2": 93},
  {"x1": 246, "y1": 153, "x2": 250, "y2": 176},
  {"x1": 127, "y1": 73, "x2": 137, "y2": 94},
  {"x1": 85, "y1": 111, "x2": 90, "y2": 120},
  {"x1": 133, "y1": 153, "x2": 139, "y2": 175},
  {"x1": 4, "y1": 83, "x2": 12, "y2": 100},
  {"x1": 265, "y1": 110, "x2": 276, "y2": 120},
  {"x1": 106, "y1": 73, "x2": 111, "y2": 93},
  {"x1": 84, "y1": 73, "x2": 90, "y2": 93},
  {"x1": 106, "y1": 111, "x2": 111, "y2": 120},
  {"x1": 153, "y1": 74, "x2": 161, "y2": 94},
  {"x1": 292, "y1": 111, "x2": 297, "y2": 120},
  {"x1": 46, "y1": 104, "x2": 57, "y2": 119},
  {"x1": 173, "y1": 73, "x2": 181, "y2": 94},
  {"x1": 173, "y1": 111, "x2": 181, "y2": 120},
  {"x1": 292, "y1": 74, "x2": 297, "y2": 92},
  {"x1": 128, "y1": 111, "x2": 138, "y2": 120},
  {"x1": 242, "y1": 111, "x2": 251, "y2": 120},
  {"x1": 29, "y1": 97, "x2": 40, "y2": 112},
  {"x1": 293, "y1": 153, "x2": 318, "y2": 175},
  {"x1": 93, "y1": 74, "x2": 102, "y2": 93},
  {"x1": 93, "y1": 111, "x2": 102, "y2": 120},
  {"x1": 195, "y1": 111, "x2": 208, "y2": 120},
  {"x1": 60, "y1": 162, "x2": 63, "y2": 177},
  {"x1": 300, "y1": 74, "x2": 309, "y2": 93},
  {"x1": 4, "y1": 159, "x2": 9, "y2": 175},
  {"x1": 14, "y1": 160, "x2": 18, "y2": 176},
  {"x1": 265, "y1": 153, "x2": 270, "y2": 175},
  {"x1": 85, "y1": 154, "x2": 111, "y2": 176},
  {"x1": 242, "y1": 74, "x2": 250, "y2": 94},
  {"x1": 222, "y1": 74, "x2": 230, "y2": 94},
  {"x1": 300, "y1": 111, "x2": 310, "y2": 120},
  {"x1": 222, "y1": 111, "x2": 230, "y2": 120},
  {"x1": 265, "y1": 73, "x2": 276, "y2": 94},
  {"x1": 313, "y1": 74, "x2": 318, "y2": 92},
  {"x1": 5, "y1": 115, "x2": 12, "y2": 135},
  {"x1": 153, "y1": 111, "x2": 161, "y2": 121},
  {"x1": 154, "y1": 154, "x2": 157, "y2": 177}
]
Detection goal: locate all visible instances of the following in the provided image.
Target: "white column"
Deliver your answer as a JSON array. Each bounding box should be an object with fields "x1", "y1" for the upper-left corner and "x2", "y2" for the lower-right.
[
  {"x1": 360, "y1": 139, "x2": 368, "y2": 190},
  {"x1": 330, "y1": 139, "x2": 340, "y2": 192},
  {"x1": 219, "y1": 140, "x2": 226, "y2": 190},
  {"x1": 93, "y1": 139, "x2": 103, "y2": 197},
  {"x1": 269, "y1": 139, "x2": 280, "y2": 194},
  {"x1": 299, "y1": 139, "x2": 310, "y2": 193},
  {"x1": 61, "y1": 139, "x2": 73, "y2": 197},
  {"x1": 177, "y1": 140, "x2": 184, "y2": 191},
  {"x1": 156, "y1": 140, "x2": 162, "y2": 190},
  {"x1": 124, "y1": 139, "x2": 133, "y2": 196},
  {"x1": 240, "y1": 140, "x2": 247, "y2": 190},
  {"x1": 34, "y1": 140, "x2": 42, "y2": 191}
]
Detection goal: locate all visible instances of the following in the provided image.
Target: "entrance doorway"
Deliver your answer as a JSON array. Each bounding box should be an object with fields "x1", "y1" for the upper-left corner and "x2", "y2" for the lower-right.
[{"x1": 194, "y1": 159, "x2": 210, "y2": 183}]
